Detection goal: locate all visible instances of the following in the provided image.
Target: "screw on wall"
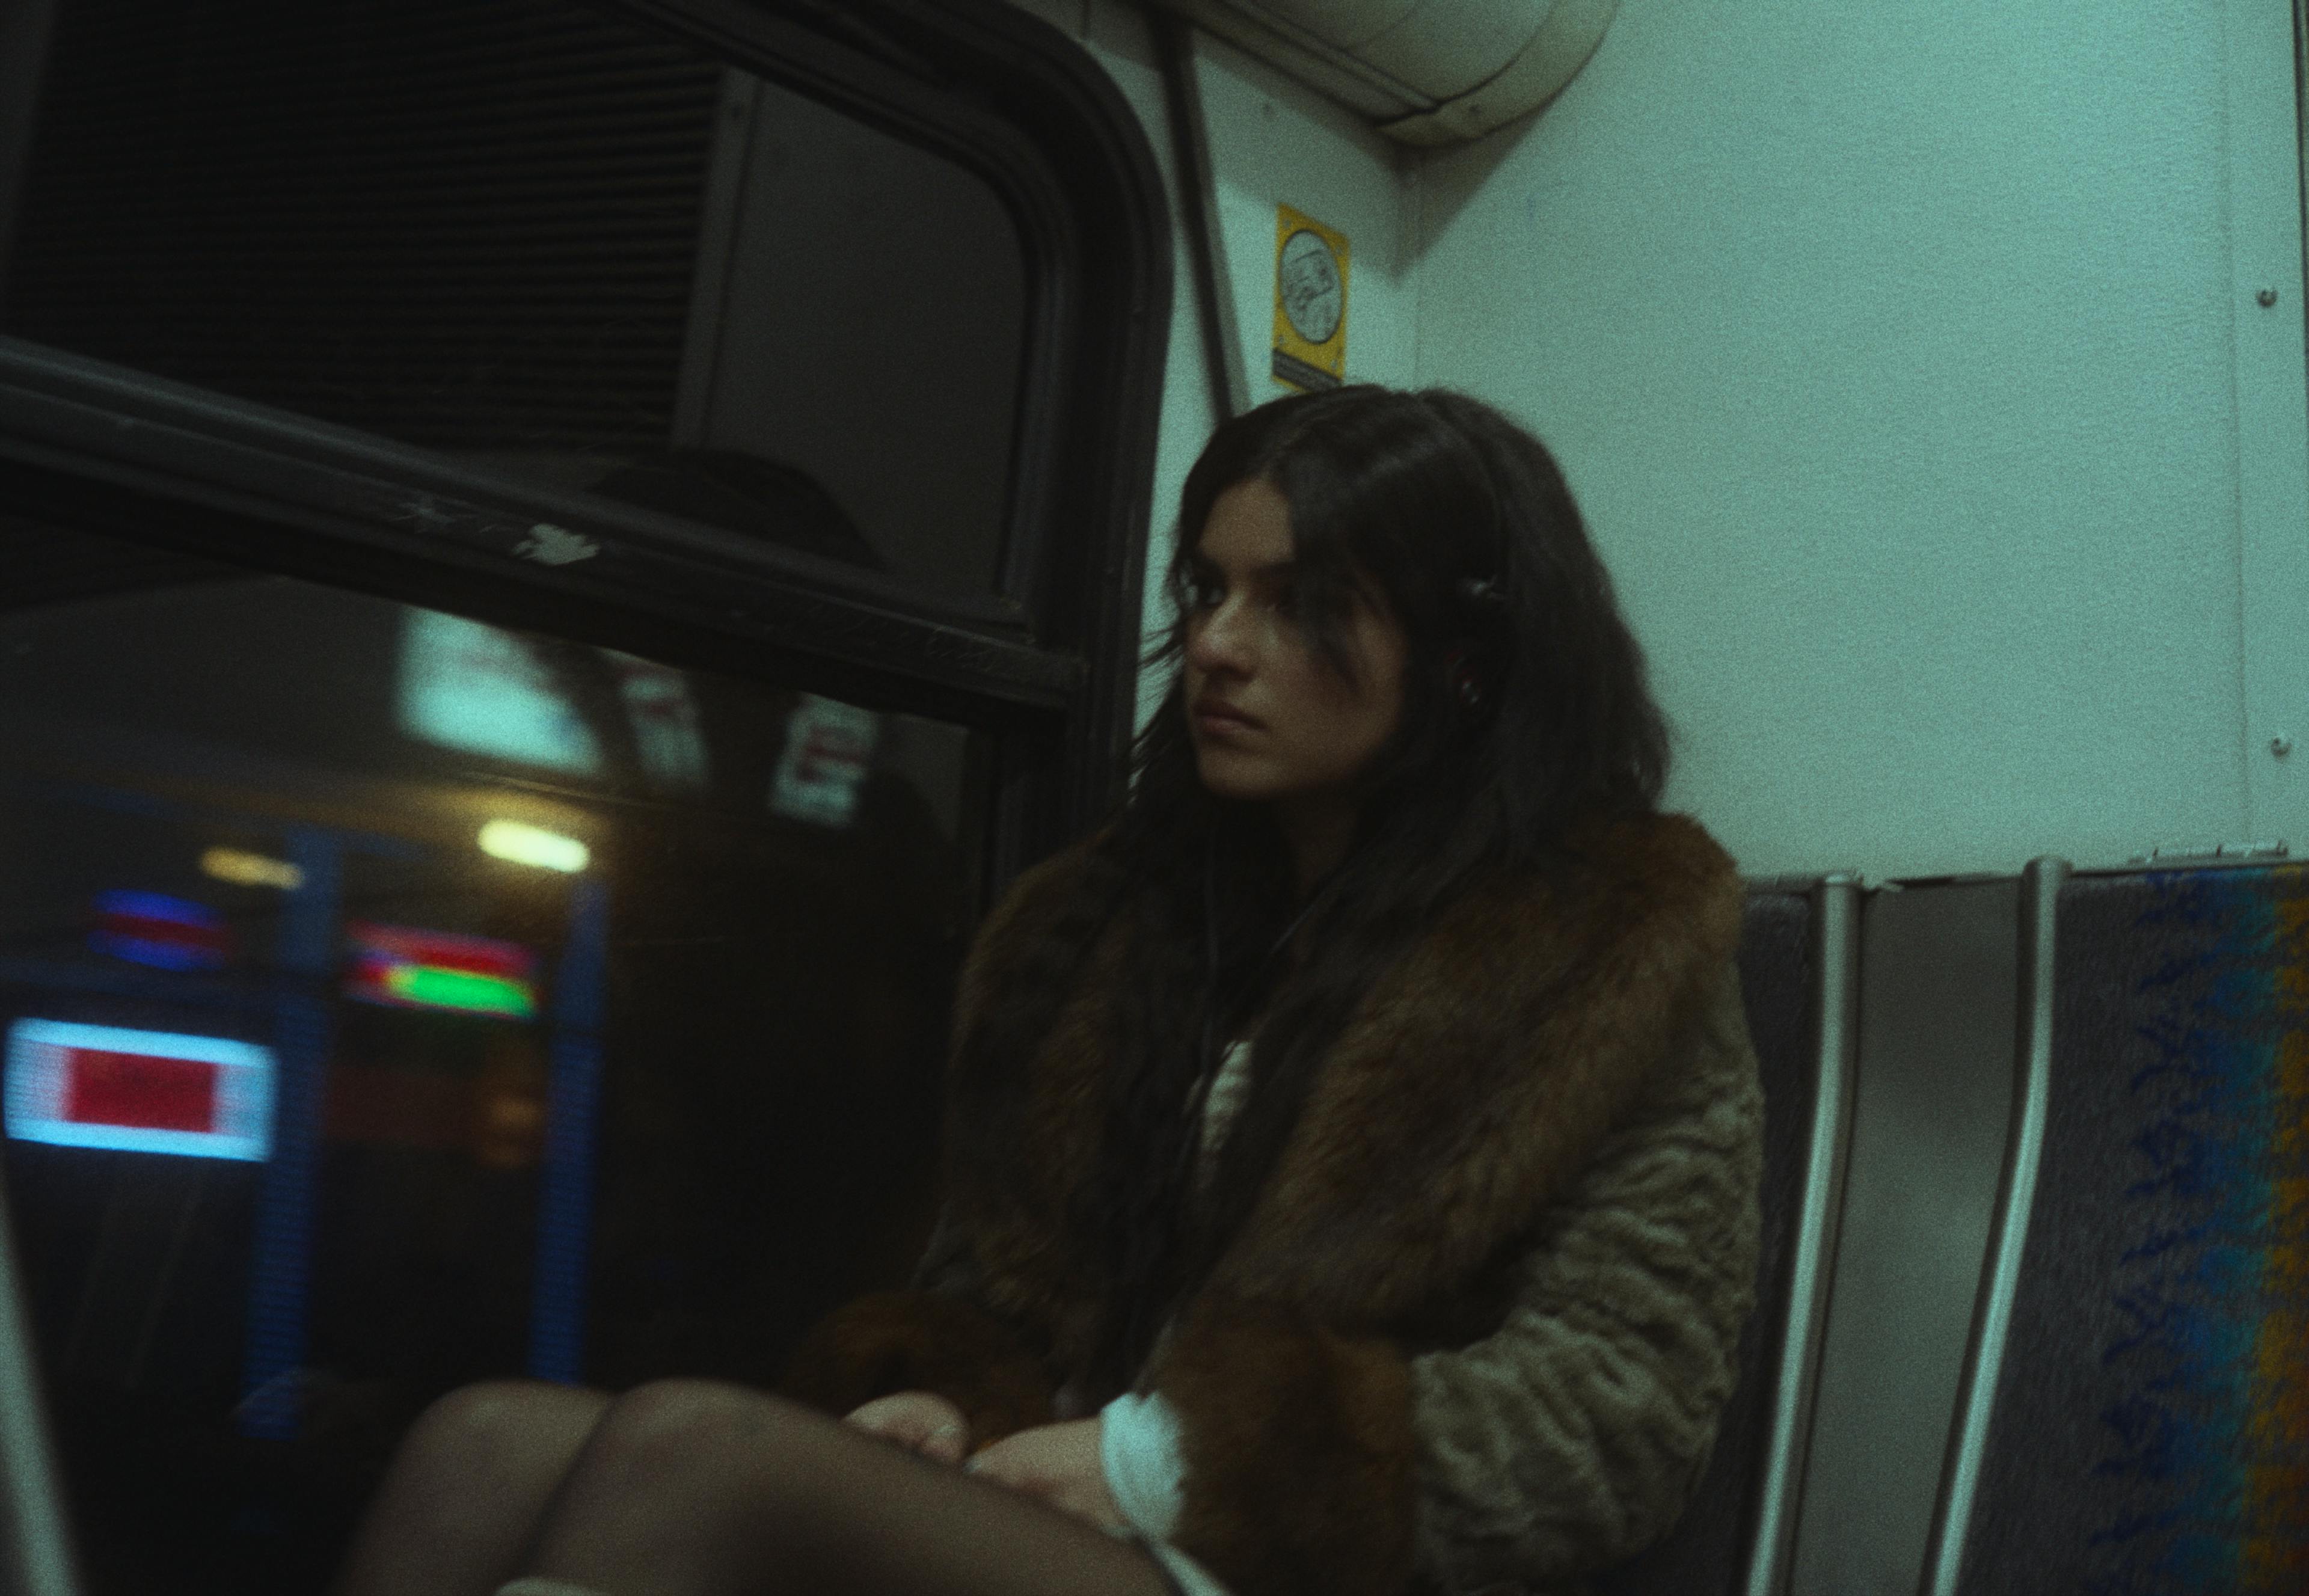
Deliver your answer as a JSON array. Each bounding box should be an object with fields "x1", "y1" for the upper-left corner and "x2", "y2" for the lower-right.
[
  {"x1": 2257, "y1": 287, "x2": 2280, "y2": 307},
  {"x1": 2272, "y1": 734, "x2": 2294, "y2": 758}
]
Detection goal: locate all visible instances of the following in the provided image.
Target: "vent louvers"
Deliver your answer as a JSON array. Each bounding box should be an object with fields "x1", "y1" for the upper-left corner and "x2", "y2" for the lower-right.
[{"x1": 4, "y1": 0, "x2": 721, "y2": 456}]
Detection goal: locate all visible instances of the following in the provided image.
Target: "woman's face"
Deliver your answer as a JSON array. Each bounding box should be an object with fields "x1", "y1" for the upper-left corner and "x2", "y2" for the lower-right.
[{"x1": 1180, "y1": 478, "x2": 1408, "y2": 813}]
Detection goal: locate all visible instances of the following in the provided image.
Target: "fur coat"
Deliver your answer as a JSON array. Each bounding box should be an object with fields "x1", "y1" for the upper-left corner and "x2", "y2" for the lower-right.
[{"x1": 783, "y1": 811, "x2": 1764, "y2": 1596}]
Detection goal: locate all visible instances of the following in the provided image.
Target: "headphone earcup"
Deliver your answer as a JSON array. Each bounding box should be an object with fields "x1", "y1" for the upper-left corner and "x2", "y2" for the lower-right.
[
  {"x1": 1447, "y1": 575, "x2": 1512, "y2": 718},
  {"x1": 1443, "y1": 646, "x2": 1486, "y2": 712}
]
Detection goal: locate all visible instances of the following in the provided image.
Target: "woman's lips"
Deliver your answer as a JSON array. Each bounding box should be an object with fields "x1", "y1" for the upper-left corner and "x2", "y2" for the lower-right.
[{"x1": 1191, "y1": 696, "x2": 1260, "y2": 737}]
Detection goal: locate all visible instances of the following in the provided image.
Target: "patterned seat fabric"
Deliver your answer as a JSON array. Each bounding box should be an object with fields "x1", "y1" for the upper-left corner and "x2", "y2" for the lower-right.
[{"x1": 1955, "y1": 865, "x2": 2309, "y2": 1595}]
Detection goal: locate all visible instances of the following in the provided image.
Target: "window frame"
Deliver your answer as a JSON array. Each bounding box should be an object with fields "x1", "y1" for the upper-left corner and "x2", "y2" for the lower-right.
[{"x1": 0, "y1": 0, "x2": 1172, "y2": 890}]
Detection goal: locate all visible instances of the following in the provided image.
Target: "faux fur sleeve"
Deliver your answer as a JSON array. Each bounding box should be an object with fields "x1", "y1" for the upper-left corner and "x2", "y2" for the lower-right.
[
  {"x1": 1149, "y1": 1293, "x2": 1418, "y2": 1596},
  {"x1": 776, "y1": 1207, "x2": 1055, "y2": 1444},
  {"x1": 1408, "y1": 958, "x2": 1764, "y2": 1590}
]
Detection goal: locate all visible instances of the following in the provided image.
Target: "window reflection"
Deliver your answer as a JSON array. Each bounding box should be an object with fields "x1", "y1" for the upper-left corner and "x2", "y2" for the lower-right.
[
  {"x1": 398, "y1": 610, "x2": 717, "y2": 797},
  {"x1": 0, "y1": 521, "x2": 974, "y2": 1592}
]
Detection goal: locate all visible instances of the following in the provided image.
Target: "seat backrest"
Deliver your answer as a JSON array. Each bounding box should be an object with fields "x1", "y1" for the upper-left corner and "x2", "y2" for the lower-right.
[
  {"x1": 1942, "y1": 862, "x2": 2309, "y2": 1592},
  {"x1": 1595, "y1": 879, "x2": 1850, "y2": 1596}
]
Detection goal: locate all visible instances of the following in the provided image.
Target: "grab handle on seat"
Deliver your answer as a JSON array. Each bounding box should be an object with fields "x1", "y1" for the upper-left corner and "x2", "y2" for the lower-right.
[
  {"x1": 1919, "y1": 855, "x2": 2069, "y2": 1596},
  {"x1": 1741, "y1": 874, "x2": 1862, "y2": 1596}
]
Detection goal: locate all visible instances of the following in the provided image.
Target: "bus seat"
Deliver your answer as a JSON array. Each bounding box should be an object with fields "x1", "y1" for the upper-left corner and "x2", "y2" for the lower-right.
[
  {"x1": 1595, "y1": 875, "x2": 1859, "y2": 1596},
  {"x1": 1927, "y1": 860, "x2": 2309, "y2": 1594}
]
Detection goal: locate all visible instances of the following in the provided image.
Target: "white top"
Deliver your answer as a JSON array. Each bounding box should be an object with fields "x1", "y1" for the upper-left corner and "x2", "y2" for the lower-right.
[
  {"x1": 1195, "y1": 1039, "x2": 1257, "y2": 1186},
  {"x1": 1094, "y1": 1040, "x2": 1256, "y2": 1595}
]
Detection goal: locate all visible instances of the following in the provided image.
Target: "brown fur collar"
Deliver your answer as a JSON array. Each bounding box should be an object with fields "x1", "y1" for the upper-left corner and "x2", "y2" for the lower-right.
[
  {"x1": 948, "y1": 810, "x2": 1744, "y2": 1353},
  {"x1": 782, "y1": 811, "x2": 1745, "y2": 1596}
]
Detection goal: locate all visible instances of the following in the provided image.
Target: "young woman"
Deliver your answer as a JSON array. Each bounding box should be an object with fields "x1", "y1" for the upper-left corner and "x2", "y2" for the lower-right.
[{"x1": 333, "y1": 386, "x2": 1762, "y2": 1596}]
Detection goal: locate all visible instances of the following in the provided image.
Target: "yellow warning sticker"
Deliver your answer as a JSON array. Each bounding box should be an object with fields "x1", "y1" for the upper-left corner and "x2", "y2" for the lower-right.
[{"x1": 1272, "y1": 204, "x2": 1350, "y2": 391}]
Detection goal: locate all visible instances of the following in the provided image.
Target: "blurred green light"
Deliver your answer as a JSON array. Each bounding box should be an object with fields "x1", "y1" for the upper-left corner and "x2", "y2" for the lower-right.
[{"x1": 388, "y1": 966, "x2": 537, "y2": 1019}]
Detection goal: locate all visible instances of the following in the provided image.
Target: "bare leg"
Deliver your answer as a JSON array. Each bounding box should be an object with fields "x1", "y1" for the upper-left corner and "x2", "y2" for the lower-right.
[
  {"x1": 520, "y1": 1381, "x2": 1173, "y2": 1596},
  {"x1": 334, "y1": 1380, "x2": 612, "y2": 1596}
]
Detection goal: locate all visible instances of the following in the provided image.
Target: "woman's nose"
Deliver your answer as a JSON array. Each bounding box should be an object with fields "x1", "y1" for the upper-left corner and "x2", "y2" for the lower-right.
[{"x1": 1186, "y1": 600, "x2": 1251, "y2": 674}]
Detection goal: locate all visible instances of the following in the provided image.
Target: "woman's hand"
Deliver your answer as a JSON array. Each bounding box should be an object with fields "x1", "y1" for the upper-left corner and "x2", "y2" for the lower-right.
[
  {"x1": 964, "y1": 1418, "x2": 1125, "y2": 1532},
  {"x1": 843, "y1": 1390, "x2": 970, "y2": 1465}
]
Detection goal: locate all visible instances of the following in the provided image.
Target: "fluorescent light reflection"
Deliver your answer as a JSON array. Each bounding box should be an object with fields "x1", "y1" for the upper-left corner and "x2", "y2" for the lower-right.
[
  {"x1": 201, "y1": 847, "x2": 305, "y2": 891},
  {"x1": 399, "y1": 611, "x2": 603, "y2": 775},
  {"x1": 478, "y1": 820, "x2": 589, "y2": 874},
  {"x1": 399, "y1": 613, "x2": 710, "y2": 793}
]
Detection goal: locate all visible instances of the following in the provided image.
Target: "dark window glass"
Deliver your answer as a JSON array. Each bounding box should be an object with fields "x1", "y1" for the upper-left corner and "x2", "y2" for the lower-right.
[
  {"x1": 1, "y1": 0, "x2": 1027, "y2": 594},
  {"x1": 0, "y1": 518, "x2": 975, "y2": 1592}
]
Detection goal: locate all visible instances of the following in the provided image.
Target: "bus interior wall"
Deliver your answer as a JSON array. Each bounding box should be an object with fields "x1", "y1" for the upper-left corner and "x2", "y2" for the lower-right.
[{"x1": 4, "y1": 0, "x2": 2309, "y2": 1591}]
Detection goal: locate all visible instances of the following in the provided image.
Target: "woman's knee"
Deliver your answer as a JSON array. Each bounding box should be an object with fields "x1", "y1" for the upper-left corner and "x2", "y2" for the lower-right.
[
  {"x1": 575, "y1": 1381, "x2": 842, "y2": 1502},
  {"x1": 394, "y1": 1380, "x2": 611, "y2": 1490},
  {"x1": 336, "y1": 1383, "x2": 613, "y2": 1595},
  {"x1": 589, "y1": 1380, "x2": 802, "y2": 1458}
]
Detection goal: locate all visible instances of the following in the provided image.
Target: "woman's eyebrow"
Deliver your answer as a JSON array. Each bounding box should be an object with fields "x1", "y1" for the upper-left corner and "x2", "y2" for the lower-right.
[
  {"x1": 1183, "y1": 555, "x2": 1296, "y2": 583},
  {"x1": 1234, "y1": 559, "x2": 1298, "y2": 586}
]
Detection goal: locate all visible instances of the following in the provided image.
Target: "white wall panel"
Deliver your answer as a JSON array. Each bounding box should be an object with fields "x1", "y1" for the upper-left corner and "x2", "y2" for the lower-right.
[
  {"x1": 1013, "y1": 0, "x2": 2309, "y2": 880},
  {"x1": 1412, "y1": 0, "x2": 2293, "y2": 880}
]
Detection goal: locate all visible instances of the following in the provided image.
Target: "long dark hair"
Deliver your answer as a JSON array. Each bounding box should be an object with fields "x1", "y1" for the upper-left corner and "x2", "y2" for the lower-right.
[{"x1": 1038, "y1": 387, "x2": 1669, "y2": 1387}]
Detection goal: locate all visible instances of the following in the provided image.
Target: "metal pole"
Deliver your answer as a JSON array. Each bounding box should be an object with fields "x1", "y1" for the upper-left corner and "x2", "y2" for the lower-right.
[{"x1": 0, "y1": 1173, "x2": 82, "y2": 1596}]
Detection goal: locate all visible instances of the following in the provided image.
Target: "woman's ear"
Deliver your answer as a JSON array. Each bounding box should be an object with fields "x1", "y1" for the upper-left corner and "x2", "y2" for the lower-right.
[{"x1": 1442, "y1": 646, "x2": 1488, "y2": 713}]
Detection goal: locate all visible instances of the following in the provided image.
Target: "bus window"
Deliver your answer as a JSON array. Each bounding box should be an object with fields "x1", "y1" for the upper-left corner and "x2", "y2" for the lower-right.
[
  {"x1": 0, "y1": 0, "x2": 1168, "y2": 1585},
  {"x1": 1, "y1": 0, "x2": 1029, "y2": 598},
  {"x1": 0, "y1": 516, "x2": 973, "y2": 1592}
]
